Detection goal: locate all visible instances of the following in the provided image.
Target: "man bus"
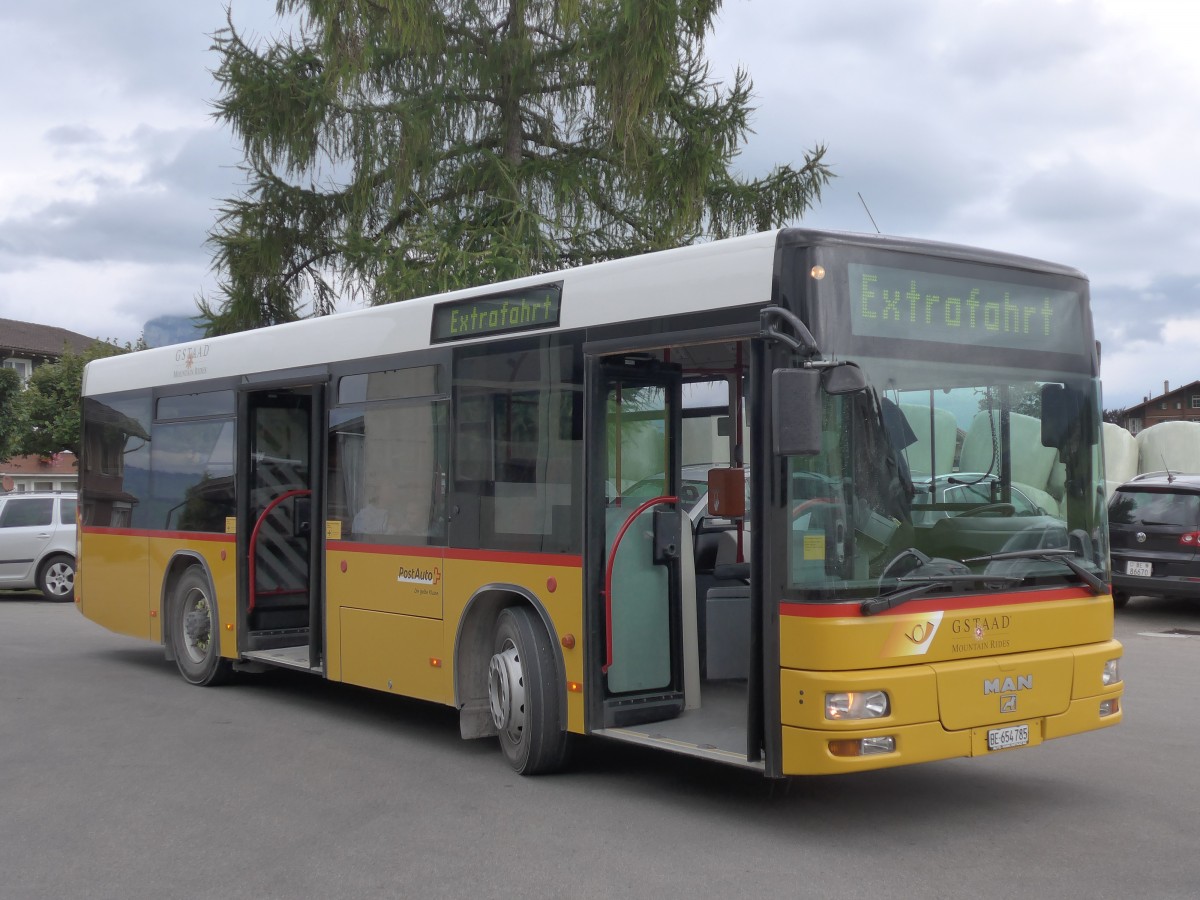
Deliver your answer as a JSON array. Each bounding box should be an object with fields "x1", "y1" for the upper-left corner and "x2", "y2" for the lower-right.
[{"x1": 77, "y1": 229, "x2": 1122, "y2": 776}]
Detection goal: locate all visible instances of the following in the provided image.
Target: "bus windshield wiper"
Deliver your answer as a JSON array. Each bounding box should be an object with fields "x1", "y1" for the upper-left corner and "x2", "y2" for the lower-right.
[
  {"x1": 861, "y1": 573, "x2": 1022, "y2": 616},
  {"x1": 964, "y1": 548, "x2": 1105, "y2": 595}
]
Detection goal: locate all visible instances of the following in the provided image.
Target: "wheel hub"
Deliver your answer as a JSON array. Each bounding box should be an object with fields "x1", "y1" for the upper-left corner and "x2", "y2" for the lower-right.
[
  {"x1": 45, "y1": 564, "x2": 73, "y2": 596},
  {"x1": 183, "y1": 594, "x2": 212, "y2": 660},
  {"x1": 488, "y1": 643, "x2": 526, "y2": 741}
]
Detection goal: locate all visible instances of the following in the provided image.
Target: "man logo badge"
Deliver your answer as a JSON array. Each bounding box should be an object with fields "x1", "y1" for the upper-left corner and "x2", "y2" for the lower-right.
[{"x1": 1001, "y1": 694, "x2": 1018, "y2": 714}]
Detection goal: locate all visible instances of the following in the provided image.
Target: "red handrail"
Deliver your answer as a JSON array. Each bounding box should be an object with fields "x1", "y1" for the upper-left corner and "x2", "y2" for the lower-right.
[
  {"x1": 602, "y1": 495, "x2": 678, "y2": 674},
  {"x1": 247, "y1": 489, "x2": 312, "y2": 614}
]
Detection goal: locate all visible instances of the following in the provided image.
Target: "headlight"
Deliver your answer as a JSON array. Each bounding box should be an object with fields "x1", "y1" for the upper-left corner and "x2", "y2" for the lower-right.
[
  {"x1": 1102, "y1": 658, "x2": 1121, "y2": 686},
  {"x1": 826, "y1": 690, "x2": 890, "y2": 720}
]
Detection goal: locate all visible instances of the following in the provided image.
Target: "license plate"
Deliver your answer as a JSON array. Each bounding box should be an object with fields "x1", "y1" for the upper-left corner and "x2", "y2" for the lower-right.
[
  {"x1": 1126, "y1": 560, "x2": 1152, "y2": 577},
  {"x1": 987, "y1": 724, "x2": 1029, "y2": 751}
]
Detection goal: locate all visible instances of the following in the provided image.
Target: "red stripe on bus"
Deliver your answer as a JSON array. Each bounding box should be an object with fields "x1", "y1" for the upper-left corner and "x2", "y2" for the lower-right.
[
  {"x1": 84, "y1": 528, "x2": 581, "y2": 569},
  {"x1": 326, "y1": 541, "x2": 444, "y2": 558},
  {"x1": 82, "y1": 526, "x2": 235, "y2": 543},
  {"x1": 780, "y1": 587, "x2": 1093, "y2": 618},
  {"x1": 328, "y1": 542, "x2": 582, "y2": 569}
]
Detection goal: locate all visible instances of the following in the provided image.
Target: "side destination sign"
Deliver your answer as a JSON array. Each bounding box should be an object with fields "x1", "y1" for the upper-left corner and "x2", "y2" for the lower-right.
[
  {"x1": 848, "y1": 263, "x2": 1083, "y2": 355},
  {"x1": 431, "y1": 282, "x2": 562, "y2": 343}
]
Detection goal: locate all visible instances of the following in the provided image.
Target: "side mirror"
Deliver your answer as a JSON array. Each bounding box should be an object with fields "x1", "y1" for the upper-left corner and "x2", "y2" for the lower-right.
[
  {"x1": 1041, "y1": 383, "x2": 1098, "y2": 450},
  {"x1": 772, "y1": 364, "x2": 868, "y2": 457},
  {"x1": 773, "y1": 368, "x2": 822, "y2": 456},
  {"x1": 823, "y1": 363, "x2": 868, "y2": 395}
]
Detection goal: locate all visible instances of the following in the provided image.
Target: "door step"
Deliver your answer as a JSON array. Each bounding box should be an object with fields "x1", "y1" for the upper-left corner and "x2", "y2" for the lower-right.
[
  {"x1": 241, "y1": 645, "x2": 323, "y2": 675},
  {"x1": 592, "y1": 726, "x2": 764, "y2": 771}
]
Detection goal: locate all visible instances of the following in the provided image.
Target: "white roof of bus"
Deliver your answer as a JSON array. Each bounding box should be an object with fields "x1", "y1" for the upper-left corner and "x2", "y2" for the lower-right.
[{"x1": 83, "y1": 230, "x2": 782, "y2": 396}]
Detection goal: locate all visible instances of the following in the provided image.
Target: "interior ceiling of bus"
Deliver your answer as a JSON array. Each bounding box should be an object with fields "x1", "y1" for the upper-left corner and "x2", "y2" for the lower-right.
[{"x1": 640, "y1": 340, "x2": 743, "y2": 375}]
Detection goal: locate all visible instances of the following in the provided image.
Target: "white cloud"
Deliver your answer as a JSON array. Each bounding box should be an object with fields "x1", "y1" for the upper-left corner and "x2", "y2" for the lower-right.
[{"x1": 0, "y1": 0, "x2": 1198, "y2": 411}]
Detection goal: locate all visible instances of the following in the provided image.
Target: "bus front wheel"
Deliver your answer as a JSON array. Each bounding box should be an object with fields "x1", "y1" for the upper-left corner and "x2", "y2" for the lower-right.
[
  {"x1": 169, "y1": 567, "x2": 234, "y2": 686},
  {"x1": 488, "y1": 606, "x2": 568, "y2": 775}
]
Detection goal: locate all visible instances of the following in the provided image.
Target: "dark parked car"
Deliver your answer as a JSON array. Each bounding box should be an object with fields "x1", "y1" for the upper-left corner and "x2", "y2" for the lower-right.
[{"x1": 1108, "y1": 472, "x2": 1200, "y2": 608}]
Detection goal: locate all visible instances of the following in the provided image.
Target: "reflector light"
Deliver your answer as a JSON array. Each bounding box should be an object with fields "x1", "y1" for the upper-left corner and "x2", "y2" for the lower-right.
[
  {"x1": 828, "y1": 736, "x2": 896, "y2": 757},
  {"x1": 861, "y1": 736, "x2": 896, "y2": 755}
]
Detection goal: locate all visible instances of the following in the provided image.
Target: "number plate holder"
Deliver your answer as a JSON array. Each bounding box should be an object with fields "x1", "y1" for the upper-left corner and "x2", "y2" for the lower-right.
[
  {"x1": 1125, "y1": 560, "x2": 1152, "y2": 577},
  {"x1": 987, "y1": 724, "x2": 1030, "y2": 751}
]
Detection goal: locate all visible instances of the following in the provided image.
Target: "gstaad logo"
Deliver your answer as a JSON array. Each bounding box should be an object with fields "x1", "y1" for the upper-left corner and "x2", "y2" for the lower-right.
[
  {"x1": 398, "y1": 565, "x2": 441, "y2": 586},
  {"x1": 984, "y1": 674, "x2": 1033, "y2": 695},
  {"x1": 172, "y1": 343, "x2": 211, "y2": 378},
  {"x1": 952, "y1": 614, "x2": 1011, "y2": 639}
]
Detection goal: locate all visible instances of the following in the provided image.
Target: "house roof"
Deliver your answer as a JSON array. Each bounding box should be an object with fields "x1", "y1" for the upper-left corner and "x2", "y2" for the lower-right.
[
  {"x1": 1, "y1": 317, "x2": 98, "y2": 357},
  {"x1": 1122, "y1": 380, "x2": 1200, "y2": 416},
  {"x1": 0, "y1": 452, "x2": 79, "y2": 473}
]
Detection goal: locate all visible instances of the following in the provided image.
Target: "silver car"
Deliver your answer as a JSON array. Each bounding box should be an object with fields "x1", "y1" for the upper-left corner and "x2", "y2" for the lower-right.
[{"x1": 0, "y1": 491, "x2": 77, "y2": 601}]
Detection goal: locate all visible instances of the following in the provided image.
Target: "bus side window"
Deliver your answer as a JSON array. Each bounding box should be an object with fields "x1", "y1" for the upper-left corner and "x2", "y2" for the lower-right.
[
  {"x1": 450, "y1": 337, "x2": 583, "y2": 554},
  {"x1": 329, "y1": 369, "x2": 448, "y2": 546}
]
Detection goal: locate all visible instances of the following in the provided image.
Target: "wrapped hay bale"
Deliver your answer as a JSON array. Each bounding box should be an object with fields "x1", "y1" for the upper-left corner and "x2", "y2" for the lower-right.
[{"x1": 1136, "y1": 420, "x2": 1200, "y2": 476}]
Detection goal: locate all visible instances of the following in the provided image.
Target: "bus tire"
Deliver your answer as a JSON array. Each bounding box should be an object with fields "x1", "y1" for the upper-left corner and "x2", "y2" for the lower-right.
[
  {"x1": 169, "y1": 567, "x2": 234, "y2": 686},
  {"x1": 38, "y1": 554, "x2": 75, "y2": 602},
  {"x1": 488, "y1": 606, "x2": 568, "y2": 775}
]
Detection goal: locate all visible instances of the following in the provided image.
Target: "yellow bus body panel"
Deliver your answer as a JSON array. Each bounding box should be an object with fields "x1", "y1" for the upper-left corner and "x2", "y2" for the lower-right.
[
  {"x1": 779, "y1": 593, "x2": 1113, "y2": 671},
  {"x1": 77, "y1": 530, "x2": 151, "y2": 641},
  {"x1": 338, "y1": 608, "x2": 449, "y2": 703},
  {"x1": 78, "y1": 530, "x2": 239, "y2": 656},
  {"x1": 325, "y1": 546, "x2": 585, "y2": 733},
  {"x1": 778, "y1": 591, "x2": 1123, "y2": 775},
  {"x1": 442, "y1": 555, "x2": 585, "y2": 735},
  {"x1": 148, "y1": 534, "x2": 238, "y2": 654}
]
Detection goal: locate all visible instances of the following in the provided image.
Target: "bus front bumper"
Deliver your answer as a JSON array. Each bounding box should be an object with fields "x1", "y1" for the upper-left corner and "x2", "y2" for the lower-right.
[{"x1": 780, "y1": 694, "x2": 1122, "y2": 776}]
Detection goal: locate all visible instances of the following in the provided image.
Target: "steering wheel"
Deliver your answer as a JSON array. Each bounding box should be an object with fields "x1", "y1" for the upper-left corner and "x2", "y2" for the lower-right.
[{"x1": 791, "y1": 497, "x2": 835, "y2": 519}]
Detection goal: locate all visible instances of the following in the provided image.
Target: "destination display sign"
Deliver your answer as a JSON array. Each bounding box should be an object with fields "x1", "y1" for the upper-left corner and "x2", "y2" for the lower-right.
[
  {"x1": 848, "y1": 263, "x2": 1083, "y2": 355},
  {"x1": 431, "y1": 283, "x2": 562, "y2": 343}
]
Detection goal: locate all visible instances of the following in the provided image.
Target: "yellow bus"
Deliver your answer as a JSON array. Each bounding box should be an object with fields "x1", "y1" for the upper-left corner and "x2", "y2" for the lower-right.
[{"x1": 78, "y1": 229, "x2": 1122, "y2": 777}]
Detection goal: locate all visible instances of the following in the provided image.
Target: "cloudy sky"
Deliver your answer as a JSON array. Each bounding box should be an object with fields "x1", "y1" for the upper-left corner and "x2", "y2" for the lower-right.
[{"x1": 1, "y1": 0, "x2": 1196, "y2": 409}]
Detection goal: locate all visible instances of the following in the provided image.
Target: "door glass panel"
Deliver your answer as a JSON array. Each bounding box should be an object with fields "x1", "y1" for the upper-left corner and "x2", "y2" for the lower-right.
[{"x1": 605, "y1": 383, "x2": 671, "y2": 693}]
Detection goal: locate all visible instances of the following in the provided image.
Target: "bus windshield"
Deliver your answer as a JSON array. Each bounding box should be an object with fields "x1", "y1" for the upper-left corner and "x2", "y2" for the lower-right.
[
  {"x1": 777, "y1": 239, "x2": 1107, "y2": 604},
  {"x1": 783, "y1": 359, "x2": 1107, "y2": 603}
]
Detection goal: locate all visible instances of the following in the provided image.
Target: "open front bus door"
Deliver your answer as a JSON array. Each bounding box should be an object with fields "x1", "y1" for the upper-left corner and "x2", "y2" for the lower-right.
[
  {"x1": 237, "y1": 385, "x2": 326, "y2": 673},
  {"x1": 591, "y1": 356, "x2": 687, "y2": 728}
]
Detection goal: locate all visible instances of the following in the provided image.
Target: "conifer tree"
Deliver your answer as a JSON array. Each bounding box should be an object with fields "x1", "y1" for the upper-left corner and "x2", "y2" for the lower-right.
[{"x1": 200, "y1": 0, "x2": 832, "y2": 334}]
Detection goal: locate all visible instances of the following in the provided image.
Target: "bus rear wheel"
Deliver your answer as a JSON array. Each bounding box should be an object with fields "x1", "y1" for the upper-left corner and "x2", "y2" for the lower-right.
[
  {"x1": 169, "y1": 567, "x2": 233, "y2": 686},
  {"x1": 488, "y1": 606, "x2": 568, "y2": 775}
]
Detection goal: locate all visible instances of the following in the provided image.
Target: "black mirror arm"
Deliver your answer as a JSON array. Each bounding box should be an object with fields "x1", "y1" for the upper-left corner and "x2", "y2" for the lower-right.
[{"x1": 761, "y1": 307, "x2": 820, "y2": 360}]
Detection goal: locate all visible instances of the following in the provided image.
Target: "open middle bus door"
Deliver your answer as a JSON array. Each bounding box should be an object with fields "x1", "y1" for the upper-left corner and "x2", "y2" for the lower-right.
[
  {"x1": 237, "y1": 384, "x2": 326, "y2": 673},
  {"x1": 590, "y1": 356, "x2": 687, "y2": 728}
]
